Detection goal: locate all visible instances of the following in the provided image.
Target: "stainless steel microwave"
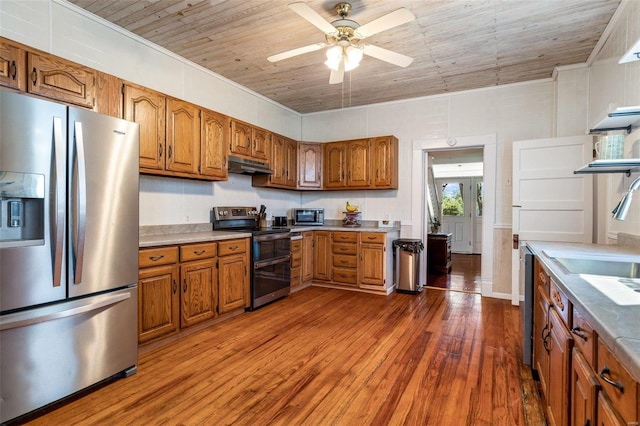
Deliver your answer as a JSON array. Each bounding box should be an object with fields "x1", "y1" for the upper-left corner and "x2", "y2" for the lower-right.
[{"x1": 293, "y1": 208, "x2": 324, "y2": 226}]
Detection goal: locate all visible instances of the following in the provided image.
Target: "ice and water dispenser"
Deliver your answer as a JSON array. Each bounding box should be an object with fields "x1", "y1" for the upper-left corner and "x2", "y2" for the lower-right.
[{"x1": 0, "y1": 171, "x2": 45, "y2": 247}]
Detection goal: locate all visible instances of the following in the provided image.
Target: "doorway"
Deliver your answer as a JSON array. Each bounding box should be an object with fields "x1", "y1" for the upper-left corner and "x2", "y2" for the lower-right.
[{"x1": 412, "y1": 135, "x2": 496, "y2": 298}]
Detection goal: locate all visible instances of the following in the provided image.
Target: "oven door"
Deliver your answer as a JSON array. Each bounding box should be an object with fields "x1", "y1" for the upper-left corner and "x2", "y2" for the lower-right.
[
  {"x1": 252, "y1": 255, "x2": 290, "y2": 309},
  {"x1": 253, "y1": 233, "x2": 290, "y2": 262}
]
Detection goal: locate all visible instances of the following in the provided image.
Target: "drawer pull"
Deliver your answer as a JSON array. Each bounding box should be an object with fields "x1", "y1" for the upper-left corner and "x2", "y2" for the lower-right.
[
  {"x1": 228, "y1": 245, "x2": 238, "y2": 251},
  {"x1": 367, "y1": 236, "x2": 376, "y2": 240},
  {"x1": 193, "y1": 250, "x2": 206, "y2": 255},
  {"x1": 552, "y1": 290, "x2": 564, "y2": 311},
  {"x1": 599, "y1": 366, "x2": 624, "y2": 393},
  {"x1": 570, "y1": 326, "x2": 588, "y2": 341},
  {"x1": 149, "y1": 255, "x2": 164, "y2": 261},
  {"x1": 341, "y1": 260, "x2": 348, "y2": 264}
]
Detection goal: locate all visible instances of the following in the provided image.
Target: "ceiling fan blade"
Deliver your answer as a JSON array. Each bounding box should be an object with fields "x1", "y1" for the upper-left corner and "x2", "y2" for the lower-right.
[
  {"x1": 355, "y1": 8, "x2": 415, "y2": 39},
  {"x1": 268, "y1": 43, "x2": 327, "y2": 62},
  {"x1": 329, "y1": 62, "x2": 344, "y2": 84},
  {"x1": 288, "y1": 2, "x2": 337, "y2": 35},
  {"x1": 362, "y1": 44, "x2": 413, "y2": 68}
]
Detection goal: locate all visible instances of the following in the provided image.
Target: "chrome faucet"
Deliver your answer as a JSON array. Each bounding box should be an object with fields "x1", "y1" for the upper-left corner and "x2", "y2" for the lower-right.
[{"x1": 612, "y1": 175, "x2": 640, "y2": 220}]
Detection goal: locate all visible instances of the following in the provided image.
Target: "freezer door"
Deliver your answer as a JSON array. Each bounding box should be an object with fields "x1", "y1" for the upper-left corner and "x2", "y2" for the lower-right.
[
  {"x1": 0, "y1": 91, "x2": 67, "y2": 312},
  {"x1": 0, "y1": 286, "x2": 138, "y2": 422},
  {"x1": 67, "y1": 108, "x2": 139, "y2": 297}
]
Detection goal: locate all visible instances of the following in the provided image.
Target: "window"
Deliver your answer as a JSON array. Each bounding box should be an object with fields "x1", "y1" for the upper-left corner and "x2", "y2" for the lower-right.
[{"x1": 442, "y1": 182, "x2": 464, "y2": 216}]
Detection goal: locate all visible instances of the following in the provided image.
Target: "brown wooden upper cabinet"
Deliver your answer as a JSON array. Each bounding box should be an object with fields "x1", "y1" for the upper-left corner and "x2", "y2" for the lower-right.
[
  {"x1": 166, "y1": 97, "x2": 200, "y2": 175},
  {"x1": 371, "y1": 136, "x2": 398, "y2": 189},
  {"x1": 324, "y1": 141, "x2": 348, "y2": 189},
  {"x1": 200, "y1": 109, "x2": 229, "y2": 180},
  {"x1": 124, "y1": 83, "x2": 227, "y2": 181},
  {"x1": 0, "y1": 38, "x2": 26, "y2": 91},
  {"x1": 229, "y1": 119, "x2": 270, "y2": 163},
  {"x1": 1, "y1": 37, "x2": 95, "y2": 108},
  {"x1": 298, "y1": 142, "x2": 323, "y2": 189},
  {"x1": 124, "y1": 83, "x2": 166, "y2": 172},
  {"x1": 323, "y1": 136, "x2": 397, "y2": 190},
  {"x1": 252, "y1": 133, "x2": 297, "y2": 189}
]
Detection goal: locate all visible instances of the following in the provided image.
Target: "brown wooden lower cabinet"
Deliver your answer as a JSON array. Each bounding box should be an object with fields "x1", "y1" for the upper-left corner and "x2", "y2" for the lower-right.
[
  {"x1": 138, "y1": 238, "x2": 249, "y2": 345},
  {"x1": 290, "y1": 238, "x2": 302, "y2": 288},
  {"x1": 532, "y1": 255, "x2": 640, "y2": 426}
]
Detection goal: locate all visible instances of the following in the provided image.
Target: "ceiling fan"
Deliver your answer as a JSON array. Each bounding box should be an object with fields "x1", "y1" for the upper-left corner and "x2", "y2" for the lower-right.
[{"x1": 268, "y1": 2, "x2": 416, "y2": 84}]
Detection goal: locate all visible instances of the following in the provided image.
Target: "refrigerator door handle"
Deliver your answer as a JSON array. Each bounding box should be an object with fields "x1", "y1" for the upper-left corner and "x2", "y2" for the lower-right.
[
  {"x1": 52, "y1": 116, "x2": 65, "y2": 287},
  {"x1": 73, "y1": 121, "x2": 87, "y2": 284},
  {"x1": 0, "y1": 291, "x2": 131, "y2": 331}
]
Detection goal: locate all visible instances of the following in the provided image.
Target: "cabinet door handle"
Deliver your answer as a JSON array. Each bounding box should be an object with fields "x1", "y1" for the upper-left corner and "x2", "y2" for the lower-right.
[
  {"x1": 570, "y1": 326, "x2": 588, "y2": 342},
  {"x1": 149, "y1": 255, "x2": 164, "y2": 261},
  {"x1": 173, "y1": 279, "x2": 177, "y2": 294},
  {"x1": 168, "y1": 145, "x2": 172, "y2": 159},
  {"x1": 542, "y1": 324, "x2": 550, "y2": 353},
  {"x1": 183, "y1": 278, "x2": 187, "y2": 293},
  {"x1": 10, "y1": 61, "x2": 17, "y2": 80},
  {"x1": 158, "y1": 144, "x2": 163, "y2": 158},
  {"x1": 193, "y1": 250, "x2": 205, "y2": 255},
  {"x1": 599, "y1": 366, "x2": 624, "y2": 393},
  {"x1": 31, "y1": 67, "x2": 38, "y2": 85}
]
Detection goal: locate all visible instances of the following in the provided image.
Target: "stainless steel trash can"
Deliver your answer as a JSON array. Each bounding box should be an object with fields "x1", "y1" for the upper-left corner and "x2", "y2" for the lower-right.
[{"x1": 393, "y1": 239, "x2": 424, "y2": 294}]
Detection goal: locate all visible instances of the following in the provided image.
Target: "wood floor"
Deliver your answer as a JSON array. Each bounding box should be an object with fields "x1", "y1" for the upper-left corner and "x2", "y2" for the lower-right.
[
  {"x1": 427, "y1": 253, "x2": 482, "y2": 293},
  {"x1": 22, "y1": 282, "x2": 544, "y2": 425}
]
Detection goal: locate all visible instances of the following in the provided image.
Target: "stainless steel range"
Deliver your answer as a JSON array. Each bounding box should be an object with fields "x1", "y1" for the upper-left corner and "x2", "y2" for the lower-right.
[{"x1": 211, "y1": 207, "x2": 291, "y2": 310}]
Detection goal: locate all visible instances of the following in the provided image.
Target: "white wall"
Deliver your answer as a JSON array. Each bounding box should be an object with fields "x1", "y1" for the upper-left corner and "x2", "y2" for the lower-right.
[{"x1": 587, "y1": 0, "x2": 640, "y2": 240}]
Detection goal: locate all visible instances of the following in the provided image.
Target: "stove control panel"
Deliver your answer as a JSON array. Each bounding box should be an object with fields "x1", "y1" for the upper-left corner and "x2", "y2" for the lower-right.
[{"x1": 212, "y1": 206, "x2": 258, "y2": 221}]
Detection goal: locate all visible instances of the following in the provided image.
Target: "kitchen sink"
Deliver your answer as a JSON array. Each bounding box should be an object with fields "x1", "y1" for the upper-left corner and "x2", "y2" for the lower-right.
[{"x1": 553, "y1": 257, "x2": 640, "y2": 279}]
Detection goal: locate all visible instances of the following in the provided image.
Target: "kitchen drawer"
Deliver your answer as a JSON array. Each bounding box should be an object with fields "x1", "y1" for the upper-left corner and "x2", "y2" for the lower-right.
[
  {"x1": 571, "y1": 306, "x2": 596, "y2": 369},
  {"x1": 332, "y1": 268, "x2": 357, "y2": 285},
  {"x1": 333, "y1": 254, "x2": 357, "y2": 268},
  {"x1": 332, "y1": 243, "x2": 357, "y2": 255},
  {"x1": 290, "y1": 267, "x2": 301, "y2": 287},
  {"x1": 551, "y1": 279, "x2": 571, "y2": 328},
  {"x1": 291, "y1": 239, "x2": 302, "y2": 252},
  {"x1": 218, "y1": 238, "x2": 247, "y2": 256},
  {"x1": 180, "y1": 242, "x2": 217, "y2": 262},
  {"x1": 597, "y1": 340, "x2": 638, "y2": 424},
  {"x1": 361, "y1": 233, "x2": 385, "y2": 244},
  {"x1": 291, "y1": 250, "x2": 302, "y2": 268},
  {"x1": 332, "y1": 232, "x2": 358, "y2": 243},
  {"x1": 139, "y1": 246, "x2": 179, "y2": 268}
]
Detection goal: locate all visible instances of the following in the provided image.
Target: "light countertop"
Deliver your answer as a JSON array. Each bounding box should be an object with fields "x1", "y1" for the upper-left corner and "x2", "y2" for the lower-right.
[
  {"x1": 139, "y1": 223, "x2": 400, "y2": 248},
  {"x1": 527, "y1": 241, "x2": 640, "y2": 382}
]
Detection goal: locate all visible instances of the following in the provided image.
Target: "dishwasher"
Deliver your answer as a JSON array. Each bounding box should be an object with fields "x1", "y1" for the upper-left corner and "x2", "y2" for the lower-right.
[{"x1": 519, "y1": 245, "x2": 534, "y2": 366}]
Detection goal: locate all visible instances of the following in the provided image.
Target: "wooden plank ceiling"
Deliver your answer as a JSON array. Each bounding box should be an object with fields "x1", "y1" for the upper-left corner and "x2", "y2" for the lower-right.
[{"x1": 69, "y1": 0, "x2": 620, "y2": 114}]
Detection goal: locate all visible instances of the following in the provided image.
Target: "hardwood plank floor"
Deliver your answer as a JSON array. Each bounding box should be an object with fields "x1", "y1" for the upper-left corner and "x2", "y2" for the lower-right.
[
  {"x1": 22, "y1": 285, "x2": 544, "y2": 426},
  {"x1": 427, "y1": 253, "x2": 482, "y2": 293}
]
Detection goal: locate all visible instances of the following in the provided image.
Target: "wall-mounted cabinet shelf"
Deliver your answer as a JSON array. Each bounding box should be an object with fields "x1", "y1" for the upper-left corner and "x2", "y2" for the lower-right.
[
  {"x1": 589, "y1": 106, "x2": 640, "y2": 134},
  {"x1": 574, "y1": 159, "x2": 640, "y2": 176}
]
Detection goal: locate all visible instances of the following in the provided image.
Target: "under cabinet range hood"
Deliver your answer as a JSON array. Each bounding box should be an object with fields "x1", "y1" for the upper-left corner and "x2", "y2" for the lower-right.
[{"x1": 227, "y1": 155, "x2": 273, "y2": 175}]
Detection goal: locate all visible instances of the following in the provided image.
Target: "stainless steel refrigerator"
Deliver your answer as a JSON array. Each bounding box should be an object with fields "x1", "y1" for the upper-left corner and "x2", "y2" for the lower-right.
[{"x1": 0, "y1": 91, "x2": 139, "y2": 423}]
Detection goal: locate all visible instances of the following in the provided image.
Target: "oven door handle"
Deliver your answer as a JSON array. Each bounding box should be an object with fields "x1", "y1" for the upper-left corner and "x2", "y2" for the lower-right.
[
  {"x1": 254, "y1": 255, "x2": 291, "y2": 269},
  {"x1": 253, "y1": 233, "x2": 291, "y2": 242}
]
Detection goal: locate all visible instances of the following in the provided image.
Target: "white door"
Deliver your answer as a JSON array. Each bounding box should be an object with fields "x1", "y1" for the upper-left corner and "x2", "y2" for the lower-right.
[
  {"x1": 439, "y1": 177, "x2": 472, "y2": 253},
  {"x1": 511, "y1": 135, "x2": 593, "y2": 304}
]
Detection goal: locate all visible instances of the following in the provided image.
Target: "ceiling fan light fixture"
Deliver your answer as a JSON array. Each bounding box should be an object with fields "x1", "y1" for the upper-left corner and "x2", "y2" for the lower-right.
[
  {"x1": 344, "y1": 45, "x2": 363, "y2": 71},
  {"x1": 325, "y1": 45, "x2": 343, "y2": 70}
]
